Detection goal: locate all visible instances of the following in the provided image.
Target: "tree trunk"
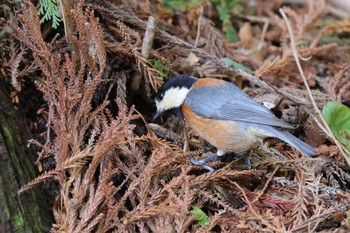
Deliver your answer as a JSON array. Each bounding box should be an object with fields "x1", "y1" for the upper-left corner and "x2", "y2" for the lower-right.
[{"x1": 0, "y1": 79, "x2": 53, "y2": 232}]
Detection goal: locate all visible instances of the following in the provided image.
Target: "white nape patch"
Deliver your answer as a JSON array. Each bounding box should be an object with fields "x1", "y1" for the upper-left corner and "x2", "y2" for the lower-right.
[
  {"x1": 262, "y1": 101, "x2": 275, "y2": 109},
  {"x1": 158, "y1": 87, "x2": 190, "y2": 111},
  {"x1": 217, "y1": 149, "x2": 226, "y2": 156}
]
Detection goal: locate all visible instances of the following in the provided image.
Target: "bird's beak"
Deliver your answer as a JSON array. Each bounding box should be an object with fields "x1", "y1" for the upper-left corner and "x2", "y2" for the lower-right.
[{"x1": 152, "y1": 109, "x2": 164, "y2": 122}]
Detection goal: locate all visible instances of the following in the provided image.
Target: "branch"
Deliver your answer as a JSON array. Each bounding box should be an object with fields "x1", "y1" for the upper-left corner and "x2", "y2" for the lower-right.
[{"x1": 141, "y1": 16, "x2": 157, "y2": 59}]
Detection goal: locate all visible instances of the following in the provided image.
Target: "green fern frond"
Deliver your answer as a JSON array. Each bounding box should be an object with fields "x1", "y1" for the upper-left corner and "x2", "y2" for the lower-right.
[{"x1": 39, "y1": 0, "x2": 61, "y2": 29}]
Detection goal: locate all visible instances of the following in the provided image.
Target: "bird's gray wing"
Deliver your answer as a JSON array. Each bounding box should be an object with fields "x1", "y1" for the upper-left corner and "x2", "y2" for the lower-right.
[{"x1": 185, "y1": 83, "x2": 294, "y2": 129}]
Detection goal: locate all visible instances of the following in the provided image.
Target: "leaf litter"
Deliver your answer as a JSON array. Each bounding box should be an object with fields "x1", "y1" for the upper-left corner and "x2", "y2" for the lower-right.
[{"x1": 2, "y1": 0, "x2": 350, "y2": 232}]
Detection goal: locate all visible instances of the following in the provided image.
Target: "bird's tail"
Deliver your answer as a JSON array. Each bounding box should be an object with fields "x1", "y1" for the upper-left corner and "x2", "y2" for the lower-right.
[{"x1": 268, "y1": 127, "x2": 316, "y2": 156}]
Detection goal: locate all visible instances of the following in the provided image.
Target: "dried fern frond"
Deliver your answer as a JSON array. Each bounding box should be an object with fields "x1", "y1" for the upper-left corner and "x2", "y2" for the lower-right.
[
  {"x1": 255, "y1": 47, "x2": 292, "y2": 77},
  {"x1": 9, "y1": 43, "x2": 26, "y2": 91},
  {"x1": 72, "y1": 2, "x2": 106, "y2": 77},
  {"x1": 113, "y1": 20, "x2": 163, "y2": 90},
  {"x1": 18, "y1": 169, "x2": 58, "y2": 194},
  {"x1": 201, "y1": 17, "x2": 225, "y2": 57},
  {"x1": 290, "y1": 172, "x2": 309, "y2": 226},
  {"x1": 328, "y1": 63, "x2": 350, "y2": 102},
  {"x1": 9, "y1": 1, "x2": 349, "y2": 232},
  {"x1": 255, "y1": 0, "x2": 336, "y2": 78}
]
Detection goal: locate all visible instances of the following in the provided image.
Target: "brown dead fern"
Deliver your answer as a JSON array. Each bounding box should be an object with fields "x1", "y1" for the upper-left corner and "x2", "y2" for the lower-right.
[
  {"x1": 255, "y1": 0, "x2": 337, "y2": 78},
  {"x1": 11, "y1": 2, "x2": 141, "y2": 232},
  {"x1": 328, "y1": 62, "x2": 350, "y2": 102},
  {"x1": 7, "y1": 1, "x2": 349, "y2": 232}
]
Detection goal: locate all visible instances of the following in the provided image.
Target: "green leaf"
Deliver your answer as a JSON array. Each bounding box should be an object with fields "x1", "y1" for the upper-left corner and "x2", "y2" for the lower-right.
[
  {"x1": 317, "y1": 37, "x2": 347, "y2": 46},
  {"x1": 190, "y1": 206, "x2": 210, "y2": 225},
  {"x1": 217, "y1": 0, "x2": 238, "y2": 42},
  {"x1": 322, "y1": 102, "x2": 350, "y2": 155},
  {"x1": 299, "y1": 37, "x2": 346, "y2": 47},
  {"x1": 164, "y1": 0, "x2": 201, "y2": 10},
  {"x1": 220, "y1": 57, "x2": 252, "y2": 73},
  {"x1": 223, "y1": 21, "x2": 239, "y2": 42},
  {"x1": 151, "y1": 59, "x2": 171, "y2": 79},
  {"x1": 164, "y1": 0, "x2": 186, "y2": 10}
]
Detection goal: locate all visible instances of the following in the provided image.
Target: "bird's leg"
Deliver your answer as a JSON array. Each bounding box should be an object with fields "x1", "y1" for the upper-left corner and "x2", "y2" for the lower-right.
[
  {"x1": 190, "y1": 154, "x2": 219, "y2": 173},
  {"x1": 190, "y1": 150, "x2": 251, "y2": 172},
  {"x1": 235, "y1": 151, "x2": 251, "y2": 170},
  {"x1": 190, "y1": 150, "x2": 225, "y2": 172}
]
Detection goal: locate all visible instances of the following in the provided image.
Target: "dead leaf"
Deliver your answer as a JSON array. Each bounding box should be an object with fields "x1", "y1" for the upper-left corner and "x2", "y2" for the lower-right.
[{"x1": 185, "y1": 52, "x2": 200, "y2": 66}]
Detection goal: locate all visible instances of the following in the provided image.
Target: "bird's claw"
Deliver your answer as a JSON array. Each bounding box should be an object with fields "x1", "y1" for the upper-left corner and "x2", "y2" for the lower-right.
[
  {"x1": 190, "y1": 155, "x2": 218, "y2": 172},
  {"x1": 190, "y1": 156, "x2": 205, "y2": 165},
  {"x1": 202, "y1": 165, "x2": 215, "y2": 173},
  {"x1": 189, "y1": 152, "x2": 252, "y2": 172},
  {"x1": 235, "y1": 151, "x2": 252, "y2": 170},
  {"x1": 190, "y1": 157, "x2": 215, "y2": 172}
]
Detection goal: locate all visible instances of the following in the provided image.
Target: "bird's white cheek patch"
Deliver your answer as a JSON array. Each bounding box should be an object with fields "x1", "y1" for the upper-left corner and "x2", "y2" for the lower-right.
[{"x1": 162, "y1": 87, "x2": 190, "y2": 110}]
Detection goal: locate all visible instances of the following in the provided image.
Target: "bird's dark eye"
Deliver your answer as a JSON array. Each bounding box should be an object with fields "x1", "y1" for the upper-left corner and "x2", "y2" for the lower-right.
[{"x1": 158, "y1": 93, "x2": 164, "y2": 99}]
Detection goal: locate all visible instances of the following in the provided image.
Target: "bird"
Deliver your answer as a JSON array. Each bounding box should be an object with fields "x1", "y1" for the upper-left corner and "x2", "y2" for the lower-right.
[{"x1": 152, "y1": 74, "x2": 316, "y2": 172}]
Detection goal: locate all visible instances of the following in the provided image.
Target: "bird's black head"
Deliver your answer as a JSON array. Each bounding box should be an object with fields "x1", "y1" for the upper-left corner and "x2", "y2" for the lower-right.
[{"x1": 153, "y1": 74, "x2": 197, "y2": 121}]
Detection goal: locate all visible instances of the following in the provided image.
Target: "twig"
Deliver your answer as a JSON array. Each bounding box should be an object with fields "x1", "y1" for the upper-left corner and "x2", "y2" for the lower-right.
[
  {"x1": 252, "y1": 166, "x2": 279, "y2": 204},
  {"x1": 269, "y1": 85, "x2": 314, "y2": 107},
  {"x1": 240, "y1": 15, "x2": 269, "y2": 51},
  {"x1": 148, "y1": 123, "x2": 181, "y2": 141},
  {"x1": 307, "y1": 112, "x2": 332, "y2": 138},
  {"x1": 141, "y1": 16, "x2": 157, "y2": 59},
  {"x1": 57, "y1": 0, "x2": 79, "y2": 58},
  {"x1": 279, "y1": 8, "x2": 350, "y2": 165},
  {"x1": 194, "y1": 6, "x2": 203, "y2": 47},
  {"x1": 289, "y1": 208, "x2": 335, "y2": 232},
  {"x1": 133, "y1": 16, "x2": 158, "y2": 95},
  {"x1": 35, "y1": 101, "x2": 53, "y2": 164},
  {"x1": 147, "y1": 123, "x2": 204, "y2": 150}
]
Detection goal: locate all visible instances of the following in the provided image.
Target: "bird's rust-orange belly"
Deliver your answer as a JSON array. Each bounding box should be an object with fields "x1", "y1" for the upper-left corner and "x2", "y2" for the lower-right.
[{"x1": 182, "y1": 103, "x2": 263, "y2": 153}]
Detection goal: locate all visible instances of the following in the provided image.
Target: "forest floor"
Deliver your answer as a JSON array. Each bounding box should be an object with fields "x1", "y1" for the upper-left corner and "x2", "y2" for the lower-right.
[{"x1": 2, "y1": 0, "x2": 350, "y2": 232}]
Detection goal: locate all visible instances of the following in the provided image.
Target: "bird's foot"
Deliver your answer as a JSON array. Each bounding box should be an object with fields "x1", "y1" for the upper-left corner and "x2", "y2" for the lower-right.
[
  {"x1": 190, "y1": 154, "x2": 219, "y2": 172},
  {"x1": 235, "y1": 151, "x2": 252, "y2": 170}
]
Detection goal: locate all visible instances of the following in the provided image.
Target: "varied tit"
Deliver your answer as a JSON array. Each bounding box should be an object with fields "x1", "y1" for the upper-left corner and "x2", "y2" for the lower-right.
[{"x1": 152, "y1": 74, "x2": 316, "y2": 172}]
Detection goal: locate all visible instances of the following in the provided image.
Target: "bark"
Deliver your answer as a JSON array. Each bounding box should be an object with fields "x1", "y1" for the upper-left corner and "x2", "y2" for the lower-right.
[{"x1": 0, "y1": 79, "x2": 53, "y2": 233}]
